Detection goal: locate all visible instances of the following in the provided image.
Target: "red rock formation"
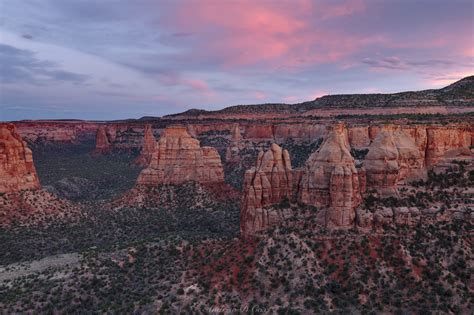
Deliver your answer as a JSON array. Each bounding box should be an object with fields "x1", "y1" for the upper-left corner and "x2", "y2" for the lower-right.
[
  {"x1": 240, "y1": 143, "x2": 293, "y2": 236},
  {"x1": 14, "y1": 121, "x2": 99, "y2": 143},
  {"x1": 244, "y1": 124, "x2": 274, "y2": 140},
  {"x1": 273, "y1": 123, "x2": 327, "y2": 143},
  {"x1": 348, "y1": 125, "x2": 371, "y2": 150},
  {"x1": 225, "y1": 124, "x2": 244, "y2": 163},
  {"x1": 136, "y1": 125, "x2": 224, "y2": 185},
  {"x1": 93, "y1": 126, "x2": 111, "y2": 154},
  {"x1": 133, "y1": 125, "x2": 157, "y2": 166},
  {"x1": 0, "y1": 124, "x2": 41, "y2": 193},
  {"x1": 364, "y1": 126, "x2": 426, "y2": 196},
  {"x1": 425, "y1": 126, "x2": 472, "y2": 168},
  {"x1": 298, "y1": 124, "x2": 365, "y2": 228}
]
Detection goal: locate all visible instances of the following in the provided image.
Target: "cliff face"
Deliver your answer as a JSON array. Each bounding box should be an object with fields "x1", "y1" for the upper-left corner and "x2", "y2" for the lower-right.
[
  {"x1": 240, "y1": 144, "x2": 293, "y2": 236},
  {"x1": 133, "y1": 125, "x2": 157, "y2": 166},
  {"x1": 14, "y1": 121, "x2": 99, "y2": 143},
  {"x1": 364, "y1": 126, "x2": 426, "y2": 196},
  {"x1": 425, "y1": 126, "x2": 472, "y2": 168},
  {"x1": 0, "y1": 124, "x2": 41, "y2": 193},
  {"x1": 93, "y1": 126, "x2": 111, "y2": 154},
  {"x1": 298, "y1": 124, "x2": 365, "y2": 229},
  {"x1": 136, "y1": 126, "x2": 224, "y2": 185}
]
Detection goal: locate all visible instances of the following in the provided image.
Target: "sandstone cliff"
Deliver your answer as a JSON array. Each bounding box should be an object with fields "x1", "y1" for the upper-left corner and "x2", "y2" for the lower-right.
[
  {"x1": 298, "y1": 124, "x2": 365, "y2": 228},
  {"x1": 425, "y1": 126, "x2": 472, "y2": 169},
  {"x1": 364, "y1": 126, "x2": 426, "y2": 196},
  {"x1": 240, "y1": 144, "x2": 293, "y2": 236},
  {"x1": 0, "y1": 124, "x2": 41, "y2": 193},
  {"x1": 133, "y1": 125, "x2": 157, "y2": 166},
  {"x1": 136, "y1": 126, "x2": 224, "y2": 185}
]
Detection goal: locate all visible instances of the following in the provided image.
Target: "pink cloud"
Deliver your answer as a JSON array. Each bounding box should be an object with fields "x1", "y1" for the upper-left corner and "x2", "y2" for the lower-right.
[
  {"x1": 312, "y1": 90, "x2": 329, "y2": 99},
  {"x1": 254, "y1": 91, "x2": 266, "y2": 100},
  {"x1": 283, "y1": 95, "x2": 299, "y2": 103},
  {"x1": 425, "y1": 70, "x2": 473, "y2": 87},
  {"x1": 166, "y1": 0, "x2": 374, "y2": 68}
]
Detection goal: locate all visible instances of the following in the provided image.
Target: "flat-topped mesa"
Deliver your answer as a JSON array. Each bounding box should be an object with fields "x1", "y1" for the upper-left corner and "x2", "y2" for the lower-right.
[
  {"x1": 364, "y1": 125, "x2": 426, "y2": 197},
  {"x1": 133, "y1": 125, "x2": 157, "y2": 166},
  {"x1": 0, "y1": 124, "x2": 40, "y2": 193},
  {"x1": 240, "y1": 143, "x2": 293, "y2": 236},
  {"x1": 93, "y1": 125, "x2": 111, "y2": 154},
  {"x1": 298, "y1": 123, "x2": 365, "y2": 229},
  {"x1": 136, "y1": 125, "x2": 224, "y2": 185}
]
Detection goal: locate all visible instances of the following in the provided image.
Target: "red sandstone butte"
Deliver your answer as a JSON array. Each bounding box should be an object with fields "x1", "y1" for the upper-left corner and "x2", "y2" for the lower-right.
[
  {"x1": 136, "y1": 125, "x2": 224, "y2": 185},
  {"x1": 298, "y1": 123, "x2": 365, "y2": 229},
  {"x1": 0, "y1": 124, "x2": 40, "y2": 193}
]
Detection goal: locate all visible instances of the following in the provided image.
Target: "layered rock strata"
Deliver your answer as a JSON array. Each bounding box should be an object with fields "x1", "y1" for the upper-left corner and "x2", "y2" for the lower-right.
[
  {"x1": 136, "y1": 126, "x2": 224, "y2": 185},
  {"x1": 240, "y1": 144, "x2": 293, "y2": 236},
  {"x1": 364, "y1": 126, "x2": 426, "y2": 196},
  {"x1": 298, "y1": 124, "x2": 365, "y2": 228},
  {"x1": 425, "y1": 126, "x2": 472, "y2": 168},
  {"x1": 0, "y1": 124, "x2": 41, "y2": 193}
]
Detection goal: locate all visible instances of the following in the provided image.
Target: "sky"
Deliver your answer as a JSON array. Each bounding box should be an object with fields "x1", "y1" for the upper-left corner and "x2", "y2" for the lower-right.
[{"x1": 0, "y1": 0, "x2": 473, "y2": 121}]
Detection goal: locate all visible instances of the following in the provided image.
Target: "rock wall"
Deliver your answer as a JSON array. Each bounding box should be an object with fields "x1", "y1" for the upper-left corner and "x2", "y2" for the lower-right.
[
  {"x1": 0, "y1": 124, "x2": 41, "y2": 193},
  {"x1": 240, "y1": 144, "x2": 293, "y2": 236},
  {"x1": 425, "y1": 126, "x2": 472, "y2": 168},
  {"x1": 136, "y1": 126, "x2": 224, "y2": 185},
  {"x1": 14, "y1": 121, "x2": 99, "y2": 143}
]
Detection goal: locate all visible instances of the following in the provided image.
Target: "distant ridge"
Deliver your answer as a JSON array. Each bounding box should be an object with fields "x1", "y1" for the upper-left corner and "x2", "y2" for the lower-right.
[{"x1": 164, "y1": 75, "x2": 474, "y2": 118}]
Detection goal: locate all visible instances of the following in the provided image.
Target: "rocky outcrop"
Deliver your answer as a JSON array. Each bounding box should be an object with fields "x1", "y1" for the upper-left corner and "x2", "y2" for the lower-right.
[
  {"x1": 364, "y1": 126, "x2": 426, "y2": 196},
  {"x1": 93, "y1": 126, "x2": 111, "y2": 154},
  {"x1": 240, "y1": 144, "x2": 293, "y2": 236},
  {"x1": 136, "y1": 126, "x2": 224, "y2": 185},
  {"x1": 425, "y1": 126, "x2": 472, "y2": 169},
  {"x1": 0, "y1": 124, "x2": 41, "y2": 194},
  {"x1": 225, "y1": 124, "x2": 244, "y2": 163},
  {"x1": 133, "y1": 125, "x2": 157, "y2": 166},
  {"x1": 298, "y1": 124, "x2": 365, "y2": 229}
]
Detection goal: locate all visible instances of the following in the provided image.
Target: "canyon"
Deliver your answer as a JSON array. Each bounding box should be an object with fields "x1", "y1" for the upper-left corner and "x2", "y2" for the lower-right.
[{"x1": 1, "y1": 76, "x2": 473, "y2": 314}]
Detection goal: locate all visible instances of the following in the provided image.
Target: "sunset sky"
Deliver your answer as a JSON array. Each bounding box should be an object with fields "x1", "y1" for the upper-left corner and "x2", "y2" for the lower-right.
[{"x1": 1, "y1": 0, "x2": 473, "y2": 120}]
